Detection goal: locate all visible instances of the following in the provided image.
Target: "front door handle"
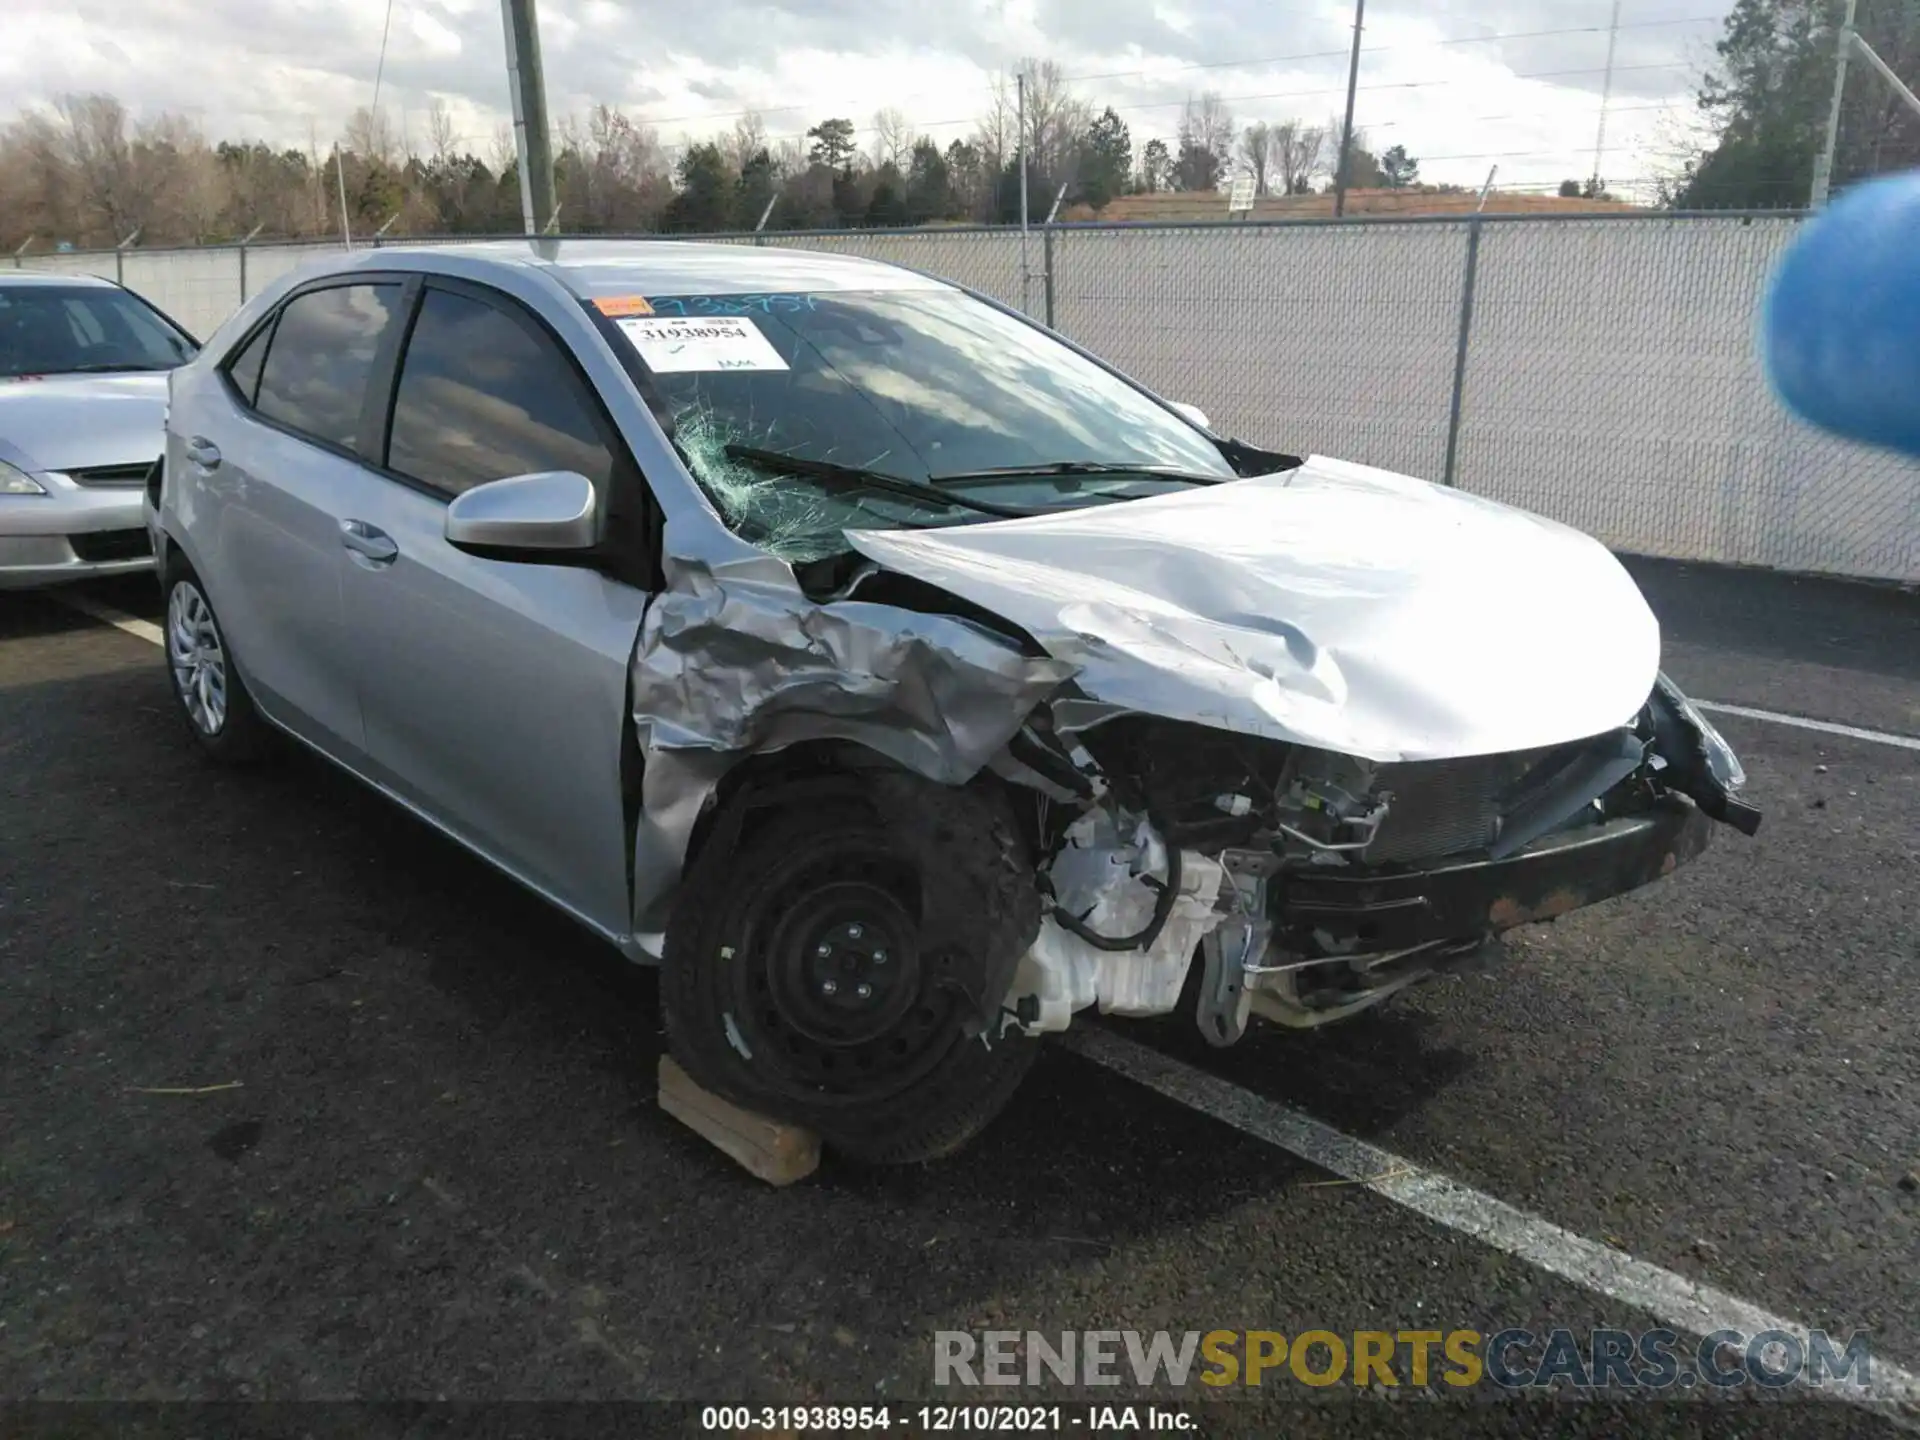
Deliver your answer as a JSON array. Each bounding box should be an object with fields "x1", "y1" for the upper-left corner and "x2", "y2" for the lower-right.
[
  {"x1": 339, "y1": 518, "x2": 399, "y2": 565},
  {"x1": 185, "y1": 437, "x2": 221, "y2": 470}
]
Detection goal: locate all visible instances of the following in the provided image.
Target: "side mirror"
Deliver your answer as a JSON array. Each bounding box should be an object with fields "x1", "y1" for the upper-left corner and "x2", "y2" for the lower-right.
[
  {"x1": 444, "y1": 471, "x2": 598, "y2": 557},
  {"x1": 1169, "y1": 401, "x2": 1212, "y2": 431}
]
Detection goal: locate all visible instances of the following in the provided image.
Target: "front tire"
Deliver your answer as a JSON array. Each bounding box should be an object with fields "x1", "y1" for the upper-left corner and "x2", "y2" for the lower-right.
[
  {"x1": 661, "y1": 769, "x2": 1042, "y2": 1164},
  {"x1": 164, "y1": 568, "x2": 269, "y2": 763}
]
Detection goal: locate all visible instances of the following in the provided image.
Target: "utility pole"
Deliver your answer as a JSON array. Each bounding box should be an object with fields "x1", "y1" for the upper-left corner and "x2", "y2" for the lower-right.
[
  {"x1": 501, "y1": 0, "x2": 557, "y2": 236},
  {"x1": 1018, "y1": 70, "x2": 1031, "y2": 315},
  {"x1": 1810, "y1": 0, "x2": 1857, "y2": 209},
  {"x1": 335, "y1": 147, "x2": 353, "y2": 249},
  {"x1": 1590, "y1": 0, "x2": 1622, "y2": 195},
  {"x1": 1333, "y1": 0, "x2": 1366, "y2": 219},
  {"x1": 1812, "y1": 6, "x2": 1920, "y2": 207}
]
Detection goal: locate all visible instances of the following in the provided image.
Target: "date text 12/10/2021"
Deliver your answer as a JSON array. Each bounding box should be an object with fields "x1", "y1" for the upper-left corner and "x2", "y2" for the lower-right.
[{"x1": 701, "y1": 1405, "x2": 1197, "y2": 1431}]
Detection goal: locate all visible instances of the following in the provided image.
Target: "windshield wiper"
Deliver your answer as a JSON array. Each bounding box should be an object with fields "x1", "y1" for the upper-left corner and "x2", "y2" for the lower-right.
[
  {"x1": 62, "y1": 363, "x2": 174, "y2": 374},
  {"x1": 930, "y1": 460, "x2": 1231, "y2": 485},
  {"x1": 722, "y1": 444, "x2": 1039, "y2": 519}
]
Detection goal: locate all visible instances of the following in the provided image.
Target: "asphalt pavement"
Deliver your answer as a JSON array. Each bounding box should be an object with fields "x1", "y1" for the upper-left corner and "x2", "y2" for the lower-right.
[{"x1": 1, "y1": 557, "x2": 1915, "y2": 1439}]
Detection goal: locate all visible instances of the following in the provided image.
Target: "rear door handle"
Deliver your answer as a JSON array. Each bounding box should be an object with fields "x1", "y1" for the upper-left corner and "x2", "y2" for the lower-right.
[
  {"x1": 339, "y1": 518, "x2": 399, "y2": 565},
  {"x1": 185, "y1": 437, "x2": 221, "y2": 470}
]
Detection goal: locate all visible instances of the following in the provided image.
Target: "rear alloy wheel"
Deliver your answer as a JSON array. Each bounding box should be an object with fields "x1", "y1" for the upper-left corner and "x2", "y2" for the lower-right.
[
  {"x1": 164, "y1": 571, "x2": 268, "y2": 762},
  {"x1": 662, "y1": 770, "x2": 1043, "y2": 1164}
]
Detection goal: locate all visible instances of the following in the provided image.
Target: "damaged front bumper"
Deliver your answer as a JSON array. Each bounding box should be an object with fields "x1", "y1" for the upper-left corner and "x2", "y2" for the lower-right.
[
  {"x1": 1008, "y1": 676, "x2": 1756, "y2": 1045},
  {"x1": 1025, "y1": 796, "x2": 1719, "y2": 1045},
  {"x1": 1275, "y1": 795, "x2": 1714, "y2": 957}
]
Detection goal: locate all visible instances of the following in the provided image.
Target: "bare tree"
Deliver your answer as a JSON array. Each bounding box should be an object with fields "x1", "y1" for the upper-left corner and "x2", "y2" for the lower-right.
[
  {"x1": 1174, "y1": 92, "x2": 1234, "y2": 190},
  {"x1": 1275, "y1": 119, "x2": 1327, "y2": 195},
  {"x1": 770, "y1": 135, "x2": 807, "y2": 179},
  {"x1": 1321, "y1": 114, "x2": 1388, "y2": 192},
  {"x1": 977, "y1": 57, "x2": 1089, "y2": 204},
  {"x1": 1239, "y1": 121, "x2": 1275, "y2": 196},
  {"x1": 723, "y1": 111, "x2": 769, "y2": 173},
  {"x1": 1016, "y1": 58, "x2": 1091, "y2": 182},
  {"x1": 140, "y1": 112, "x2": 221, "y2": 241},
  {"x1": 488, "y1": 122, "x2": 517, "y2": 177},
  {"x1": 1191, "y1": 94, "x2": 1235, "y2": 162},
  {"x1": 344, "y1": 106, "x2": 399, "y2": 165},
  {"x1": 0, "y1": 72, "x2": 1372, "y2": 250},
  {"x1": 565, "y1": 105, "x2": 670, "y2": 230},
  {"x1": 0, "y1": 95, "x2": 238, "y2": 247},
  {"x1": 975, "y1": 76, "x2": 1017, "y2": 177},
  {"x1": 870, "y1": 107, "x2": 915, "y2": 170},
  {"x1": 57, "y1": 94, "x2": 140, "y2": 242},
  {"x1": 427, "y1": 98, "x2": 458, "y2": 162},
  {"x1": 1, "y1": 109, "x2": 80, "y2": 246}
]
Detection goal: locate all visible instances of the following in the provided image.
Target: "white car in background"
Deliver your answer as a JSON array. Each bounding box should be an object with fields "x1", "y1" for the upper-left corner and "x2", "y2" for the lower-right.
[{"x1": 0, "y1": 272, "x2": 199, "y2": 588}]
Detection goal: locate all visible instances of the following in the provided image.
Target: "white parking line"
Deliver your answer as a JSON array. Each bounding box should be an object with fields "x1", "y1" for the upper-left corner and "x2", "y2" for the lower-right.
[
  {"x1": 53, "y1": 592, "x2": 164, "y2": 648},
  {"x1": 32, "y1": 592, "x2": 1919, "y2": 1409},
  {"x1": 1694, "y1": 700, "x2": 1920, "y2": 753},
  {"x1": 1064, "y1": 1027, "x2": 1920, "y2": 1417}
]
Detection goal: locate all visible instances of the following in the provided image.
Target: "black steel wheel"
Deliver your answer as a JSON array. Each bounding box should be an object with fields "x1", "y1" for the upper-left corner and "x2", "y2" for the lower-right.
[{"x1": 661, "y1": 769, "x2": 1042, "y2": 1164}]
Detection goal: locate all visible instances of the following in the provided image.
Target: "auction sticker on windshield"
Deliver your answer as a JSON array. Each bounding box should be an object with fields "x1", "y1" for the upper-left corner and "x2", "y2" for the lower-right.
[{"x1": 618, "y1": 315, "x2": 789, "y2": 373}]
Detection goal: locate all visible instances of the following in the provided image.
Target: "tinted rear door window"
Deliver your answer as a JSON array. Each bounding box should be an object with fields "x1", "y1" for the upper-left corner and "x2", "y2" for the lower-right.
[
  {"x1": 255, "y1": 283, "x2": 403, "y2": 451},
  {"x1": 385, "y1": 287, "x2": 614, "y2": 498},
  {"x1": 225, "y1": 319, "x2": 274, "y2": 406}
]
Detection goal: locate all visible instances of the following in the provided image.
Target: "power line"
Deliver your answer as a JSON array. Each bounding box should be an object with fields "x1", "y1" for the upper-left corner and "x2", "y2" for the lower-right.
[
  {"x1": 1063, "y1": 14, "x2": 1721, "y2": 87},
  {"x1": 1367, "y1": 98, "x2": 1677, "y2": 135},
  {"x1": 183, "y1": 16, "x2": 1718, "y2": 145},
  {"x1": 277, "y1": 64, "x2": 1691, "y2": 151},
  {"x1": 370, "y1": 0, "x2": 399, "y2": 120},
  {"x1": 725, "y1": 60, "x2": 1694, "y2": 150},
  {"x1": 227, "y1": 18, "x2": 1708, "y2": 187},
  {"x1": 1082, "y1": 60, "x2": 1693, "y2": 121},
  {"x1": 615, "y1": 16, "x2": 1722, "y2": 134}
]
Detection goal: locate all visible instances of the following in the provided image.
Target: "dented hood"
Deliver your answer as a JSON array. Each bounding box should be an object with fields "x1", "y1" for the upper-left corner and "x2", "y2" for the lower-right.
[{"x1": 845, "y1": 456, "x2": 1660, "y2": 763}]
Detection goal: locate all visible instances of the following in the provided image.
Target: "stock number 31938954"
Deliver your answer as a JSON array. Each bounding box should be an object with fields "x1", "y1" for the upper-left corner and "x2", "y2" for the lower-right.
[{"x1": 700, "y1": 1405, "x2": 1071, "y2": 1431}]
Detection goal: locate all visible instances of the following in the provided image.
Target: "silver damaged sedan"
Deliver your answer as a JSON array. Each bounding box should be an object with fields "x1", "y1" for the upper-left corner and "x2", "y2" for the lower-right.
[
  {"x1": 150, "y1": 242, "x2": 1760, "y2": 1163},
  {"x1": 1, "y1": 273, "x2": 198, "y2": 587}
]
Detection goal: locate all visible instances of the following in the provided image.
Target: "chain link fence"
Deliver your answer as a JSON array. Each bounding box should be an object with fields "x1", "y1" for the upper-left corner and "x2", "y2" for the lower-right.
[
  {"x1": 1052, "y1": 222, "x2": 1465, "y2": 486},
  {"x1": 1457, "y1": 216, "x2": 1920, "y2": 582},
  {"x1": 15, "y1": 215, "x2": 1919, "y2": 583}
]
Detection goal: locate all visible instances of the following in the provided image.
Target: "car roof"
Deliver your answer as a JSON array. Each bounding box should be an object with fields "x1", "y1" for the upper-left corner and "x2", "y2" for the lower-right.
[
  {"x1": 364, "y1": 239, "x2": 952, "y2": 300},
  {"x1": 0, "y1": 271, "x2": 116, "y2": 290}
]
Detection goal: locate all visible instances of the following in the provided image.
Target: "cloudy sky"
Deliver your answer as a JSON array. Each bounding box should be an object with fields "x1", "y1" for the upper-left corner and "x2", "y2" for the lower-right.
[{"x1": 3, "y1": 0, "x2": 1732, "y2": 196}]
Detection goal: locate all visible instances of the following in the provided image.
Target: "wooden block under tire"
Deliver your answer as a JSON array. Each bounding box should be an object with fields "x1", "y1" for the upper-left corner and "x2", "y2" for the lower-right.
[{"x1": 658, "y1": 1056, "x2": 821, "y2": 1186}]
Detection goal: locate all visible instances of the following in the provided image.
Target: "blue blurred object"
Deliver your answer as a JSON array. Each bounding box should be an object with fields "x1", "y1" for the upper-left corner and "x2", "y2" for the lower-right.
[{"x1": 1762, "y1": 171, "x2": 1920, "y2": 460}]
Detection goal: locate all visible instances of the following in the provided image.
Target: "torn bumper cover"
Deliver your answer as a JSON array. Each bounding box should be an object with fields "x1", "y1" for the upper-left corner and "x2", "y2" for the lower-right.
[
  {"x1": 1001, "y1": 678, "x2": 1753, "y2": 1039},
  {"x1": 1275, "y1": 796, "x2": 1714, "y2": 958}
]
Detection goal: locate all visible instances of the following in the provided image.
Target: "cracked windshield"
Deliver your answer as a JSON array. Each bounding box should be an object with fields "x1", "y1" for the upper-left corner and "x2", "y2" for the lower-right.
[{"x1": 620, "y1": 287, "x2": 1236, "y2": 561}]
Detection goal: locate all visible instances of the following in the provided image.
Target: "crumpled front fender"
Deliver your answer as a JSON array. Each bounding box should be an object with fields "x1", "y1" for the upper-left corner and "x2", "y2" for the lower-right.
[{"x1": 627, "y1": 550, "x2": 1075, "y2": 934}]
